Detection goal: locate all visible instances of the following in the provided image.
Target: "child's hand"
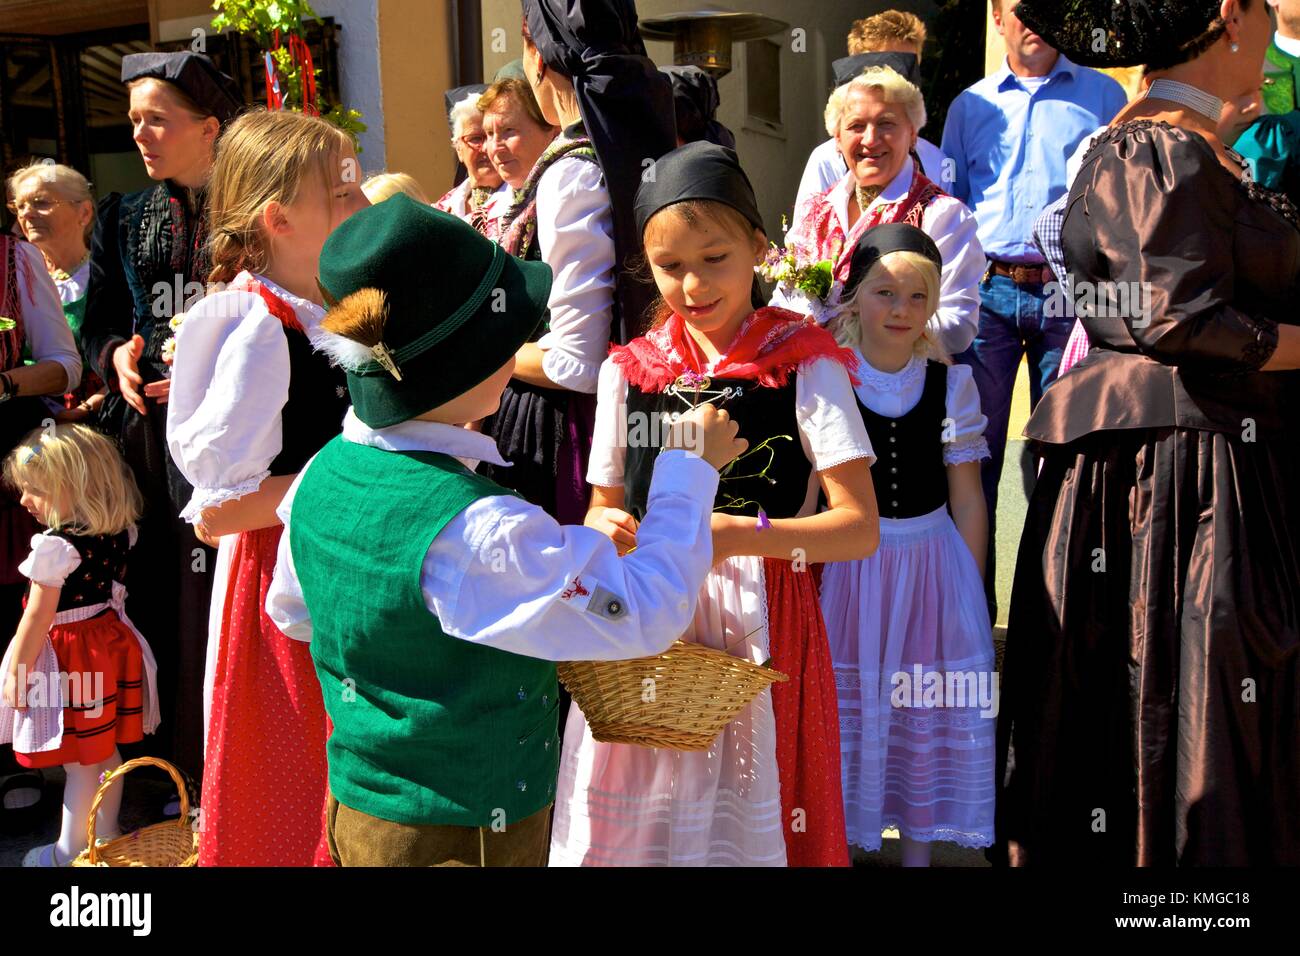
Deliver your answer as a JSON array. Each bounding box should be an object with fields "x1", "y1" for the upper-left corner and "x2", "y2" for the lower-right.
[
  {"x1": 585, "y1": 507, "x2": 639, "y2": 556},
  {"x1": 668, "y1": 404, "x2": 748, "y2": 470},
  {"x1": 2, "y1": 667, "x2": 25, "y2": 711}
]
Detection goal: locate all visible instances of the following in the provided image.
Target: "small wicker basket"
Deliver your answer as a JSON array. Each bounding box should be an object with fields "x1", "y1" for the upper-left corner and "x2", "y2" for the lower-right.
[
  {"x1": 71, "y1": 756, "x2": 199, "y2": 867},
  {"x1": 557, "y1": 640, "x2": 788, "y2": 751}
]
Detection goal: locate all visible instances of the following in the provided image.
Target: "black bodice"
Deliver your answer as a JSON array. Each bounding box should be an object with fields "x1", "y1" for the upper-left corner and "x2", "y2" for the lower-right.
[
  {"x1": 48, "y1": 530, "x2": 130, "y2": 612},
  {"x1": 269, "y1": 325, "x2": 351, "y2": 477},
  {"x1": 624, "y1": 378, "x2": 810, "y2": 521},
  {"x1": 857, "y1": 360, "x2": 949, "y2": 520}
]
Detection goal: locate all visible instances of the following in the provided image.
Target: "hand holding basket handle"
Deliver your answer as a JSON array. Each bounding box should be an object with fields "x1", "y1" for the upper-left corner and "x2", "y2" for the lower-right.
[{"x1": 667, "y1": 404, "x2": 748, "y2": 470}]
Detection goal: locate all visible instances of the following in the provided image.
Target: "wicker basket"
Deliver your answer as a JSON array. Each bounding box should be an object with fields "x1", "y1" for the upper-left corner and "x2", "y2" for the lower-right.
[
  {"x1": 557, "y1": 640, "x2": 788, "y2": 751},
  {"x1": 71, "y1": 756, "x2": 199, "y2": 867}
]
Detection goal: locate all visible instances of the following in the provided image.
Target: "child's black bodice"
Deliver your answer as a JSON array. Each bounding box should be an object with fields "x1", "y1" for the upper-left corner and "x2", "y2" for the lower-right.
[
  {"x1": 47, "y1": 529, "x2": 131, "y2": 612},
  {"x1": 623, "y1": 379, "x2": 811, "y2": 521},
  {"x1": 856, "y1": 360, "x2": 950, "y2": 520}
]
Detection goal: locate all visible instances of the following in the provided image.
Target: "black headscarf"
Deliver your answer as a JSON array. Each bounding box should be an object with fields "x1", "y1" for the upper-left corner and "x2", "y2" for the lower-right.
[
  {"x1": 832, "y1": 51, "x2": 921, "y2": 88},
  {"x1": 522, "y1": 0, "x2": 677, "y2": 341},
  {"x1": 844, "y1": 223, "x2": 942, "y2": 297},
  {"x1": 661, "y1": 65, "x2": 737, "y2": 149},
  {"x1": 120, "y1": 52, "x2": 243, "y2": 124},
  {"x1": 635, "y1": 142, "x2": 765, "y2": 309},
  {"x1": 443, "y1": 83, "x2": 489, "y2": 132},
  {"x1": 634, "y1": 141, "x2": 762, "y2": 237},
  {"x1": 1011, "y1": 0, "x2": 1220, "y2": 68}
]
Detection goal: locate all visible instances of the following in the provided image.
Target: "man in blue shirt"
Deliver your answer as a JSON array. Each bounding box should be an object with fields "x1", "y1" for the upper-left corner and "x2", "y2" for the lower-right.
[{"x1": 941, "y1": 0, "x2": 1126, "y2": 619}]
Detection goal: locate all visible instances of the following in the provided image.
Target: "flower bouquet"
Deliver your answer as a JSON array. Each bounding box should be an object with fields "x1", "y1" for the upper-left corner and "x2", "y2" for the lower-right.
[{"x1": 755, "y1": 217, "x2": 843, "y2": 324}]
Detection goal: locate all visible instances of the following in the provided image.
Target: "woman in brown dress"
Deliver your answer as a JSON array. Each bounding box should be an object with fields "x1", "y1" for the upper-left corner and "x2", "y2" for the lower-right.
[{"x1": 999, "y1": 0, "x2": 1300, "y2": 865}]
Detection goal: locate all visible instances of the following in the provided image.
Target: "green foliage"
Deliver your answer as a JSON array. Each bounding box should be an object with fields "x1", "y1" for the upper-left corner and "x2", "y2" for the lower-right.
[{"x1": 211, "y1": 0, "x2": 367, "y2": 150}]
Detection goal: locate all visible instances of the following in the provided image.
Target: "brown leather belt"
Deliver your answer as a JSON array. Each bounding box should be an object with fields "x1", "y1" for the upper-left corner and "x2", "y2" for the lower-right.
[{"x1": 988, "y1": 259, "x2": 1053, "y2": 286}]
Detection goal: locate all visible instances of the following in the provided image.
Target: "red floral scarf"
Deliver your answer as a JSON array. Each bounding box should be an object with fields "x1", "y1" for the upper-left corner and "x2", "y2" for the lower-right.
[
  {"x1": 610, "y1": 306, "x2": 859, "y2": 392},
  {"x1": 790, "y1": 164, "x2": 945, "y2": 286}
]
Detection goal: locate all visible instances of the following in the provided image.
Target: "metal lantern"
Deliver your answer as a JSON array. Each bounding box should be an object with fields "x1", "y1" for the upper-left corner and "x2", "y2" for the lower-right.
[{"x1": 640, "y1": 6, "x2": 788, "y2": 78}]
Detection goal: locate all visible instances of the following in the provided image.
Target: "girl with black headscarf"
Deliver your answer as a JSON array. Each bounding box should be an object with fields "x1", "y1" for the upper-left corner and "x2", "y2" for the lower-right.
[{"x1": 477, "y1": 1, "x2": 675, "y2": 524}]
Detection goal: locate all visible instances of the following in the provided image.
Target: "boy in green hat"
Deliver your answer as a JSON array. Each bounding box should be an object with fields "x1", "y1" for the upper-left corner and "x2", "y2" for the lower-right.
[{"x1": 266, "y1": 195, "x2": 746, "y2": 866}]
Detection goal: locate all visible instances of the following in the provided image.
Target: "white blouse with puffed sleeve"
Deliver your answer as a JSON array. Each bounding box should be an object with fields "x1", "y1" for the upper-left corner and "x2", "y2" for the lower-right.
[
  {"x1": 166, "y1": 275, "x2": 327, "y2": 522},
  {"x1": 534, "y1": 155, "x2": 616, "y2": 395}
]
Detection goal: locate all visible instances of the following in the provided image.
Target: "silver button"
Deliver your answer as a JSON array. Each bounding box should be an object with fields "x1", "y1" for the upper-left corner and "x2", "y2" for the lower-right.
[
  {"x1": 891, "y1": 500, "x2": 899, "y2": 507},
  {"x1": 889, "y1": 421, "x2": 896, "y2": 428},
  {"x1": 607, "y1": 599, "x2": 622, "y2": 615},
  {"x1": 516, "y1": 779, "x2": 527, "y2": 791},
  {"x1": 889, "y1": 437, "x2": 896, "y2": 443},
  {"x1": 891, "y1": 452, "x2": 898, "y2": 459},
  {"x1": 891, "y1": 483, "x2": 898, "y2": 490},
  {"x1": 891, "y1": 467, "x2": 897, "y2": 473}
]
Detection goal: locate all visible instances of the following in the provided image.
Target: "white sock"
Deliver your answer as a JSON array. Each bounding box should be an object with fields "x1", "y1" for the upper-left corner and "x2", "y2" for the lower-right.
[{"x1": 57, "y1": 762, "x2": 100, "y2": 863}]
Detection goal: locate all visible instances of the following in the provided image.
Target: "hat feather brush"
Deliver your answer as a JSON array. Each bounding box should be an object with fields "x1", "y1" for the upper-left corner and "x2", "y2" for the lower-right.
[{"x1": 317, "y1": 286, "x2": 404, "y2": 380}]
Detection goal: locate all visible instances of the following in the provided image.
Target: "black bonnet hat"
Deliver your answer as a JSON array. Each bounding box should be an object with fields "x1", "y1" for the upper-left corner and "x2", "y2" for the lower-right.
[
  {"x1": 832, "y1": 51, "x2": 921, "y2": 87},
  {"x1": 845, "y1": 223, "x2": 942, "y2": 297},
  {"x1": 634, "y1": 141, "x2": 763, "y2": 238},
  {"x1": 1011, "y1": 0, "x2": 1223, "y2": 68},
  {"x1": 443, "y1": 83, "x2": 489, "y2": 132},
  {"x1": 120, "y1": 52, "x2": 243, "y2": 124},
  {"x1": 661, "y1": 65, "x2": 737, "y2": 149}
]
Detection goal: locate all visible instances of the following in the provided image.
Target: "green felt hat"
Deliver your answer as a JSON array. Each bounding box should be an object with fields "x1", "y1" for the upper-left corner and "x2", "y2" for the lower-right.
[{"x1": 316, "y1": 194, "x2": 552, "y2": 428}]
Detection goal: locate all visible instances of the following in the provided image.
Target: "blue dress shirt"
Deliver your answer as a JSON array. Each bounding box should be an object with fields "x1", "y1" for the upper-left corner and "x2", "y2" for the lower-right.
[{"x1": 941, "y1": 55, "x2": 1127, "y2": 263}]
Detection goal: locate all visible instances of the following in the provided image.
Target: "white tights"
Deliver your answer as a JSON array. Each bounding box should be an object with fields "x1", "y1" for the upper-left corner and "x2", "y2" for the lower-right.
[{"x1": 55, "y1": 749, "x2": 123, "y2": 864}]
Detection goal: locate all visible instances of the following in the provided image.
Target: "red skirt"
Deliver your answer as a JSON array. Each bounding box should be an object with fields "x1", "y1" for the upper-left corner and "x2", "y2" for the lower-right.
[
  {"x1": 15, "y1": 610, "x2": 144, "y2": 769},
  {"x1": 198, "y1": 525, "x2": 332, "y2": 867},
  {"x1": 764, "y1": 557, "x2": 850, "y2": 867}
]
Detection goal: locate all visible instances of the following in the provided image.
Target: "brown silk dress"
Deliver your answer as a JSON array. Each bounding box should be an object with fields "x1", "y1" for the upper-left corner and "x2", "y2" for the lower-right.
[{"x1": 997, "y1": 120, "x2": 1300, "y2": 866}]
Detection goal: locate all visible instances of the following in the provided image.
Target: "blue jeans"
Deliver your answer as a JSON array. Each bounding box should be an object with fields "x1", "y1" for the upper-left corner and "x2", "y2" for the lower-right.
[{"x1": 954, "y1": 272, "x2": 1073, "y2": 618}]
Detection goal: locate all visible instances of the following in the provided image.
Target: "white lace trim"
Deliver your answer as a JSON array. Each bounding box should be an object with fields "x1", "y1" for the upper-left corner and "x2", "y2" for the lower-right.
[
  {"x1": 855, "y1": 353, "x2": 926, "y2": 393},
  {"x1": 179, "y1": 471, "x2": 270, "y2": 523},
  {"x1": 942, "y1": 436, "x2": 991, "y2": 465},
  {"x1": 848, "y1": 821, "x2": 995, "y2": 852}
]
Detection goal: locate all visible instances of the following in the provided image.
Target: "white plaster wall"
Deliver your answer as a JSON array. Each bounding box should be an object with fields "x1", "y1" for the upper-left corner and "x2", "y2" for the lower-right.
[{"x1": 313, "y1": 0, "x2": 386, "y2": 165}]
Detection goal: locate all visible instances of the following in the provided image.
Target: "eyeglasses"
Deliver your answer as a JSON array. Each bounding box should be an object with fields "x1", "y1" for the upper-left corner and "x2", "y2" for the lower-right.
[
  {"x1": 457, "y1": 133, "x2": 488, "y2": 151},
  {"x1": 7, "y1": 197, "x2": 69, "y2": 216}
]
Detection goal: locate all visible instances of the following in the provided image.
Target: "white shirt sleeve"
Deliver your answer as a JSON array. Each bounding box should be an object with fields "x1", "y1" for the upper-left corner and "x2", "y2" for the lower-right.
[
  {"x1": 794, "y1": 139, "x2": 845, "y2": 214},
  {"x1": 265, "y1": 463, "x2": 314, "y2": 642},
  {"x1": 426, "y1": 450, "x2": 718, "y2": 661},
  {"x1": 17, "y1": 532, "x2": 82, "y2": 588},
  {"x1": 922, "y1": 196, "x2": 985, "y2": 357},
  {"x1": 16, "y1": 242, "x2": 81, "y2": 394},
  {"x1": 916, "y1": 137, "x2": 952, "y2": 189},
  {"x1": 534, "y1": 157, "x2": 615, "y2": 394},
  {"x1": 795, "y1": 357, "x2": 875, "y2": 471},
  {"x1": 166, "y1": 292, "x2": 292, "y2": 522},
  {"x1": 942, "y1": 362, "x2": 991, "y2": 465},
  {"x1": 586, "y1": 357, "x2": 629, "y2": 488}
]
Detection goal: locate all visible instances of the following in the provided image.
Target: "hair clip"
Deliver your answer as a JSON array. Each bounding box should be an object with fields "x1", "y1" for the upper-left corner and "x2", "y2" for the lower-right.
[
  {"x1": 17, "y1": 443, "x2": 42, "y2": 465},
  {"x1": 370, "y1": 341, "x2": 403, "y2": 381}
]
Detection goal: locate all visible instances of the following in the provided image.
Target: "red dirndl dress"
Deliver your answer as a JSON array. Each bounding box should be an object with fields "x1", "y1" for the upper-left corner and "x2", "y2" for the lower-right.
[
  {"x1": 0, "y1": 529, "x2": 159, "y2": 768},
  {"x1": 198, "y1": 524, "x2": 331, "y2": 866}
]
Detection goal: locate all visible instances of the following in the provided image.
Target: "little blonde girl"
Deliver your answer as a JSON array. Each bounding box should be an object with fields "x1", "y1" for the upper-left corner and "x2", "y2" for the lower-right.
[
  {"x1": 819, "y1": 223, "x2": 995, "y2": 865},
  {"x1": 0, "y1": 424, "x2": 157, "y2": 867},
  {"x1": 165, "y1": 108, "x2": 368, "y2": 865},
  {"x1": 550, "y1": 142, "x2": 880, "y2": 867}
]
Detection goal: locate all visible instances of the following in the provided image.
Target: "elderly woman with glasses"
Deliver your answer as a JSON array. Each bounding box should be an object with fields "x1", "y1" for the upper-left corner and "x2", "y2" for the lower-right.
[
  {"x1": 8, "y1": 162, "x2": 105, "y2": 421},
  {"x1": 434, "y1": 89, "x2": 510, "y2": 236}
]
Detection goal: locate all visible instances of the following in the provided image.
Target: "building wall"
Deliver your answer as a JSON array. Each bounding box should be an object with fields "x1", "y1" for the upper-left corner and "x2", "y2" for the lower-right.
[{"x1": 478, "y1": 0, "x2": 940, "y2": 244}]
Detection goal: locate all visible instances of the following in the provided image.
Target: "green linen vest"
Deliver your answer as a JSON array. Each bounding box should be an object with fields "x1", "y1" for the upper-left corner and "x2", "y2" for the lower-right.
[{"x1": 290, "y1": 436, "x2": 560, "y2": 828}]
